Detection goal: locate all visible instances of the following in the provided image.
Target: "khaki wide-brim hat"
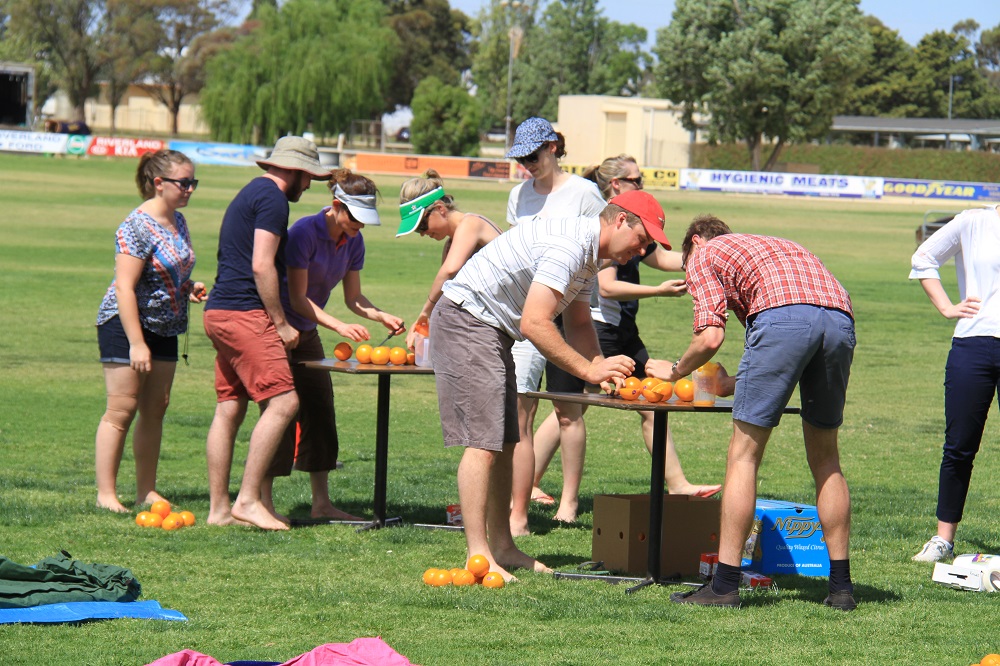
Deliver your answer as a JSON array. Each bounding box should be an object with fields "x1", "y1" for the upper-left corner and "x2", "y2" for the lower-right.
[{"x1": 256, "y1": 136, "x2": 332, "y2": 180}]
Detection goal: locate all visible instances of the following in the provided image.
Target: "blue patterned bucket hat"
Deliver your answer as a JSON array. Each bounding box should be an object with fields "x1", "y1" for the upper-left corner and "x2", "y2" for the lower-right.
[{"x1": 506, "y1": 117, "x2": 558, "y2": 159}]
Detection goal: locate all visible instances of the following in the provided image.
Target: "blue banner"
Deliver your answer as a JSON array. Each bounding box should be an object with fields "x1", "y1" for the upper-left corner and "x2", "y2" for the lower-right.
[
  {"x1": 883, "y1": 178, "x2": 1000, "y2": 202},
  {"x1": 168, "y1": 140, "x2": 264, "y2": 167}
]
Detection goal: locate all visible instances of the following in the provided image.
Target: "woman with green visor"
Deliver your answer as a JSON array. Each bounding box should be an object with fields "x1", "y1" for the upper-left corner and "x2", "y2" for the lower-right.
[{"x1": 396, "y1": 170, "x2": 503, "y2": 351}]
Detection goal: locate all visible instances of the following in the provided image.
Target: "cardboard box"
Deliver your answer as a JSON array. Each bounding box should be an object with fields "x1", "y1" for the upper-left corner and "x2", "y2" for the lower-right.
[
  {"x1": 741, "y1": 499, "x2": 829, "y2": 576},
  {"x1": 591, "y1": 494, "x2": 720, "y2": 578},
  {"x1": 699, "y1": 552, "x2": 719, "y2": 581}
]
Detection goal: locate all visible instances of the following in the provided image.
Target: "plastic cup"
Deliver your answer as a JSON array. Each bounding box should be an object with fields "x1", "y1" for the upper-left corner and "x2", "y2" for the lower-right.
[{"x1": 692, "y1": 368, "x2": 716, "y2": 406}]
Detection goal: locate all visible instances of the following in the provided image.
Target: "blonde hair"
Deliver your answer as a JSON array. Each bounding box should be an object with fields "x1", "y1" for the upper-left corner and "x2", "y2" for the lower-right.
[
  {"x1": 135, "y1": 150, "x2": 193, "y2": 200},
  {"x1": 583, "y1": 154, "x2": 638, "y2": 200},
  {"x1": 328, "y1": 168, "x2": 379, "y2": 198},
  {"x1": 399, "y1": 169, "x2": 456, "y2": 210}
]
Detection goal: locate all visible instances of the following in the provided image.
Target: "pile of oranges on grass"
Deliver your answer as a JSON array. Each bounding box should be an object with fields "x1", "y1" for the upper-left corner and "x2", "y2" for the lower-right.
[
  {"x1": 333, "y1": 341, "x2": 416, "y2": 366},
  {"x1": 422, "y1": 554, "x2": 505, "y2": 589},
  {"x1": 135, "y1": 500, "x2": 195, "y2": 531}
]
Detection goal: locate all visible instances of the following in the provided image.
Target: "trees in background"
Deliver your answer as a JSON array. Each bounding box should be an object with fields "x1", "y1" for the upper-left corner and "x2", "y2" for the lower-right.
[
  {"x1": 410, "y1": 76, "x2": 480, "y2": 156},
  {"x1": 653, "y1": 0, "x2": 871, "y2": 171},
  {"x1": 198, "y1": 0, "x2": 397, "y2": 145}
]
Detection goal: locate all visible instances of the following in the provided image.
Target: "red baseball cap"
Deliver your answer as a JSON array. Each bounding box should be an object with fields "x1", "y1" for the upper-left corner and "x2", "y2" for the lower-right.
[{"x1": 608, "y1": 190, "x2": 671, "y2": 250}]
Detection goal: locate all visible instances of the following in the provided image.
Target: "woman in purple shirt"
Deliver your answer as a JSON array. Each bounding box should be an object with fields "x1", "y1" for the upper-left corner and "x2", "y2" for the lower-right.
[{"x1": 263, "y1": 170, "x2": 404, "y2": 521}]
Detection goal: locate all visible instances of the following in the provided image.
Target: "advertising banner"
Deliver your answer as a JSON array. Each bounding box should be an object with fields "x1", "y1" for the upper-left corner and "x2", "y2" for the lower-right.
[
  {"x1": 87, "y1": 136, "x2": 165, "y2": 158},
  {"x1": 169, "y1": 140, "x2": 264, "y2": 166},
  {"x1": 681, "y1": 168, "x2": 883, "y2": 199},
  {"x1": 883, "y1": 178, "x2": 1000, "y2": 202},
  {"x1": 0, "y1": 130, "x2": 69, "y2": 154},
  {"x1": 563, "y1": 164, "x2": 680, "y2": 189}
]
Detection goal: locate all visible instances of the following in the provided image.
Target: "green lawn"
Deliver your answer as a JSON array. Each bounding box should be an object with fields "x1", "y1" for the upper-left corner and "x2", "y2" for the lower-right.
[{"x1": 1, "y1": 153, "x2": 998, "y2": 665}]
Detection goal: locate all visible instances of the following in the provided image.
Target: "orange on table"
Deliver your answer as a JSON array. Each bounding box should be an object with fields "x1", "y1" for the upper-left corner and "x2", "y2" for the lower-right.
[
  {"x1": 422, "y1": 568, "x2": 440, "y2": 585},
  {"x1": 619, "y1": 387, "x2": 640, "y2": 401},
  {"x1": 623, "y1": 376, "x2": 643, "y2": 390},
  {"x1": 452, "y1": 569, "x2": 476, "y2": 586},
  {"x1": 370, "y1": 346, "x2": 390, "y2": 365},
  {"x1": 161, "y1": 514, "x2": 183, "y2": 530},
  {"x1": 641, "y1": 376, "x2": 660, "y2": 390},
  {"x1": 389, "y1": 347, "x2": 408, "y2": 365},
  {"x1": 481, "y1": 572, "x2": 505, "y2": 589},
  {"x1": 406, "y1": 351, "x2": 416, "y2": 365},
  {"x1": 466, "y1": 554, "x2": 490, "y2": 578},
  {"x1": 150, "y1": 500, "x2": 171, "y2": 518},
  {"x1": 653, "y1": 381, "x2": 673, "y2": 401},
  {"x1": 179, "y1": 510, "x2": 196, "y2": 527},
  {"x1": 333, "y1": 341, "x2": 353, "y2": 361},
  {"x1": 641, "y1": 385, "x2": 665, "y2": 403},
  {"x1": 674, "y1": 378, "x2": 695, "y2": 402},
  {"x1": 355, "y1": 344, "x2": 373, "y2": 363}
]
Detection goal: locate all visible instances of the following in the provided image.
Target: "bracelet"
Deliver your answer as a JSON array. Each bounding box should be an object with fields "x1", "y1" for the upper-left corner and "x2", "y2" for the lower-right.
[
  {"x1": 428, "y1": 295, "x2": 439, "y2": 305},
  {"x1": 671, "y1": 360, "x2": 680, "y2": 376}
]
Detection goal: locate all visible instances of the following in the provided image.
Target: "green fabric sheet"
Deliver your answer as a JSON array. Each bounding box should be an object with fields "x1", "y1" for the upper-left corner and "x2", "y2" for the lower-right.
[{"x1": 0, "y1": 550, "x2": 141, "y2": 608}]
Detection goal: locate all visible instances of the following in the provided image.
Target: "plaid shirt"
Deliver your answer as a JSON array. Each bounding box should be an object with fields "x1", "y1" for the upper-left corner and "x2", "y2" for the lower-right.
[{"x1": 686, "y1": 234, "x2": 853, "y2": 332}]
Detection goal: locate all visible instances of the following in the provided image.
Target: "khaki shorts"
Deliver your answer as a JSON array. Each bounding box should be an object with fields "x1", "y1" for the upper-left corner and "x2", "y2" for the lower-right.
[
  {"x1": 203, "y1": 309, "x2": 295, "y2": 403},
  {"x1": 430, "y1": 298, "x2": 518, "y2": 451}
]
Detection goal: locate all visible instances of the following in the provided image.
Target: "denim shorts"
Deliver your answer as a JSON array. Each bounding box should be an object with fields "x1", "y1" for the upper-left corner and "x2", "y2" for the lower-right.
[
  {"x1": 97, "y1": 315, "x2": 178, "y2": 363},
  {"x1": 732, "y1": 305, "x2": 855, "y2": 429}
]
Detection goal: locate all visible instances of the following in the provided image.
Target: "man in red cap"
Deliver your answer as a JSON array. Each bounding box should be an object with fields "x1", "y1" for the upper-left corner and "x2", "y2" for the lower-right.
[
  {"x1": 649, "y1": 214, "x2": 857, "y2": 610},
  {"x1": 430, "y1": 190, "x2": 669, "y2": 580}
]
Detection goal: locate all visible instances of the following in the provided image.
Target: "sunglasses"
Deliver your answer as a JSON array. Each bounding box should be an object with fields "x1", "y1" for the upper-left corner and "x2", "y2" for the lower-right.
[
  {"x1": 515, "y1": 143, "x2": 548, "y2": 166},
  {"x1": 619, "y1": 176, "x2": 644, "y2": 189},
  {"x1": 416, "y1": 207, "x2": 433, "y2": 233},
  {"x1": 161, "y1": 177, "x2": 199, "y2": 191}
]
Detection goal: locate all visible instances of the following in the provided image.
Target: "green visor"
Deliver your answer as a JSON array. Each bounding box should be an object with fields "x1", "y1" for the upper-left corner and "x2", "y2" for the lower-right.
[{"x1": 397, "y1": 187, "x2": 446, "y2": 237}]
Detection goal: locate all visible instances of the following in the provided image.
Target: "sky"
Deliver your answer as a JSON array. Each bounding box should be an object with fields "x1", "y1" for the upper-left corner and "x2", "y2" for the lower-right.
[{"x1": 445, "y1": 0, "x2": 1000, "y2": 48}]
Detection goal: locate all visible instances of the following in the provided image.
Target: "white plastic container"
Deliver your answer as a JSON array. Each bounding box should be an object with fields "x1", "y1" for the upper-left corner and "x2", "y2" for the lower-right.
[{"x1": 414, "y1": 333, "x2": 432, "y2": 368}]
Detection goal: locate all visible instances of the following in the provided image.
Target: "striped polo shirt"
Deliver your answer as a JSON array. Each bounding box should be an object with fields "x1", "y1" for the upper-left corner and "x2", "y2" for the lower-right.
[
  {"x1": 442, "y1": 216, "x2": 602, "y2": 341},
  {"x1": 686, "y1": 233, "x2": 853, "y2": 332}
]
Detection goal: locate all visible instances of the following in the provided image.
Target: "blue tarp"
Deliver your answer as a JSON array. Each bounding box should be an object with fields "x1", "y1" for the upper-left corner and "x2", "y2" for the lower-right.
[{"x1": 0, "y1": 599, "x2": 187, "y2": 624}]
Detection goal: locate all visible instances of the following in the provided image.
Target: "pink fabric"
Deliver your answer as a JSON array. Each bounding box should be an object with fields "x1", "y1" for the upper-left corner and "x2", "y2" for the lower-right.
[{"x1": 145, "y1": 638, "x2": 416, "y2": 666}]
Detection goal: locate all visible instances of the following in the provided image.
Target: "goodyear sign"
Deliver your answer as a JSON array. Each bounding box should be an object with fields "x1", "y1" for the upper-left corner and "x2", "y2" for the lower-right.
[
  {"x1": 562, "y1": 164, "x2": 679, "y2": 189},
  {"x1": 883, "y1": 178, "x2": 1000, "y2": 202}
]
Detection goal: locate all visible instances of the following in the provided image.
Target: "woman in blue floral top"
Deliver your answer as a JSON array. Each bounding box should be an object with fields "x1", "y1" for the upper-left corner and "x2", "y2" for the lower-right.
[{"x1": 94, "y1": 149, "x2": 206, "y2": 513}]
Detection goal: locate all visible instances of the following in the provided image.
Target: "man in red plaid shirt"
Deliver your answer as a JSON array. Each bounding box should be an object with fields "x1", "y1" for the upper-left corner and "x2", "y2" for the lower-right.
[{"x1": 648, "y1": 214, "x2": 857, "y2": 611}]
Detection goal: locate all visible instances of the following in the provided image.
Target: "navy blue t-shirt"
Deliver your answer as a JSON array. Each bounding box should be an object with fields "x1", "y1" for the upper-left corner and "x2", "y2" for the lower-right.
[{"x1": 205, "y1": 177, "x2": 290, "y2": 312}]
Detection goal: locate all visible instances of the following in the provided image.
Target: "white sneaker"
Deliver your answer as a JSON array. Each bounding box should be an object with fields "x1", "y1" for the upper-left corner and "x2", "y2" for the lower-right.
[{"x1": 911, "y1": 536, "x2": 954, "y2": 562}]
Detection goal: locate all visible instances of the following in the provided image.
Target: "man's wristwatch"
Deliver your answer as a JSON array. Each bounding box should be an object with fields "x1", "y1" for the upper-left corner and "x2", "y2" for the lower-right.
[{"x1": 671, "y1": 360, "x2": 680, "y2": 376}]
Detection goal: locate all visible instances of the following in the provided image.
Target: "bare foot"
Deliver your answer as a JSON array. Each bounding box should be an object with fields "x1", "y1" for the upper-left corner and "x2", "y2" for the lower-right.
[
  {"x1": 206, "y1": 509, "x2": 251, "y2": 527},
  {"x1": 529, "y1": 487, "x2": 556, "y2": 505},
  {"x1": 96, "y1": 495, "x2": 130, "y2": 513},
  {"x1": 136, "y1": 490, "x2": 168, "y2": 506},
  {"x1": 553, "y1": 499, "x2": 578, "y2": 524},
  {"x1": 232, "y1": 499, "x2": 290, "y2": 531},
  {"x1": 311, "y1": 503, "x2": 363, "y2": 521},
  {"x1": 510, "y1": 517, "x2": 531, "y2": 538},
  {"x1": 494, "y1": 545, "x2": 553, "y2": 575},
  {"x1": 668, "y1": 483, "x2": 723, "y2": 498}
]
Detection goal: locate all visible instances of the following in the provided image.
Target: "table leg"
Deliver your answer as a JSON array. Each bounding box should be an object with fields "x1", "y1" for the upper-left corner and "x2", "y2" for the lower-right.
[{"x1": 626, "y1": 410, "x2": 667, "y2": 594}]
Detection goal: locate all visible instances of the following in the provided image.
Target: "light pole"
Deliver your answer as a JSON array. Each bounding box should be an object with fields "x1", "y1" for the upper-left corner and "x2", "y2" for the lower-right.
[
  {"x1": 501, "y1": 0, "x2": 530, "y2": 156},
  {"x1": 946, "y1": 74, "x2": 957, "y2": 149}
]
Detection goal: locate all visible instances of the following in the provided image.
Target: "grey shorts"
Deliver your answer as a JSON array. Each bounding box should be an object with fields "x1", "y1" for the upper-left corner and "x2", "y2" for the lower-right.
[{"x1": 430, "y1": 297, "x2": 519, "y2": 451}]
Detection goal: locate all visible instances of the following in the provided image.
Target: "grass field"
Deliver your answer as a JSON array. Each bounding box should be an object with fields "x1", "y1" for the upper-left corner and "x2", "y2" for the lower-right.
[{"x1": 1, "y1": 152, "x2": 998, "y2": 665}]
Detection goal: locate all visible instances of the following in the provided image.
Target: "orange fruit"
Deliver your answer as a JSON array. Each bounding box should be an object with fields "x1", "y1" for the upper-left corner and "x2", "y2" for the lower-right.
[
  {"x1": 674, "y1": 378, "x2": 694, "y2": 402},
  {"x1": 467, "y1": 554, "x2": 490, "y2": 578},
  {"x1": 355, "y1": 344, "x2": 373, "y2": 364},
  {"x1": 161, "y1": 514, "x2": 182, "y2": 530},
  {"x1": 641, "y1": 385, "x2": 665, "y2": 403},
  {"x1": 641, "y1": 376, "x2": 660, "y2": 391},
  {"x1": 370, "y1": 346, "x2": 390, "y2": 365},
  {"x1": 422, "y1": 568, "x2": 440, "y2": 585},
  {"x1": 165, "y1": 512, "x2": 185, "y2": 528},
  {"x1": 624, "y1": 376, "x2": 642, "y2": 390},
  {"x1": 452, "y1": 569, "x2": 476, "y2": 586},
  {"x1": 179, "y1": 510, "x2": 196, "y2": 527},
  {"x1": 981, "y1": 656, "x2": 1000, "y2": 666},
  {"x1": 482, "y1": 572, "x2": 505, "y2": 589},
  {"x1": 150, "y1": 500, "x2": 171, "y2": 518},
  {"x1": 431, "y1": 569, "x2": 452, "y2": 586},
  {"x1": 333, "y1": 341, "x2": 353, "y2": 361},
  {"x1": 389, "y1": 347, "x2": 408, "y2": 365},
  {"x1": 146, "y1": 512, "x2": 163, "y2": 528},
  {"x1": 414, "y1": 320, "x2": 430, "y2": 337},
  {"x1": 619, "y1": 387, "x2": 640, "y2": 401},
  {"x1": 653, "y1": 381, "x2": 673, "y2": 401},
  {"x1": 697, "y1": 361, "x2": 721, "y2": 376},
  {"x1": 406, "y1": 352, "x2": 416, "y2": 365},
  {"x1": 136, "y1": 511, "x2": 151, "y2": 527}
]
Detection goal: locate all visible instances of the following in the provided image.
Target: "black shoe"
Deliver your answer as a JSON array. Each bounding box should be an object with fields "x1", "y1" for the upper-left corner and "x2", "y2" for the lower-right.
[
  {"x1": 670, "y1": 584, "x2": 740, "y2": 608},
  {"x1": 823, "y1": 590, "x2": 857, "y2": 611}
]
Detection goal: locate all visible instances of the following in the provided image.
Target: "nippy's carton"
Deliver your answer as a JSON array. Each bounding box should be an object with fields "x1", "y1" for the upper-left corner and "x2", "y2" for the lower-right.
[{"x1": 740, "y1": 499, "x2": 829, "y2": 576}]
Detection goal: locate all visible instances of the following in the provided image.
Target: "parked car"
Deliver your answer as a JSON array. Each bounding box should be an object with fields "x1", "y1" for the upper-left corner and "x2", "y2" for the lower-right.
[{"x1": 395, "y1": 127, "x2": 410, "y2": 142}]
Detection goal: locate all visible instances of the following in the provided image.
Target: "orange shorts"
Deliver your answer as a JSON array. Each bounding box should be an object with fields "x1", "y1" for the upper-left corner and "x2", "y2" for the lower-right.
[{"x1": 203, "y1": 309, "x2": 295, "y2": 403}]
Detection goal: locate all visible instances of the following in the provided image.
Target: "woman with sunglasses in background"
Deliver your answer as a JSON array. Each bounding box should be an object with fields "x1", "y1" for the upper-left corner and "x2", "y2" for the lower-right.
[
  {"x1": 532, "y1": 155, "x2": 722, "y2": 501},
  {"x1": 95, "y1": 149, "x2": 207, "y2": 512},
  {"x1": 505, "y1": 117, "x2": 606, "y2": 534},
  {"x1": 261, "y1": 170, "x2": 404, "y2": 522},
  {"x1": 396, "y1": 170, "x2": 503, "y2": 351}
]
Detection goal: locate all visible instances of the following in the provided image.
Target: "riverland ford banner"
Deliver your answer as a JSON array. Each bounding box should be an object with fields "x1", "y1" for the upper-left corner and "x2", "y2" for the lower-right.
[
  {"x1": 0, "y1": 130, "x2": 69, "y2": 154},
  {"x1": 883, "y1": 178, "x2": 1000, "y2": 202},
  {"x1": 681, "y1": 168, "x2": 883, "y2": 199}
]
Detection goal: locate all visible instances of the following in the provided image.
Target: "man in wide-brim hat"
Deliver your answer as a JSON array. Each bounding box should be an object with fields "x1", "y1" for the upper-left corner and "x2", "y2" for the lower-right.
[{"x1": 203, "y1": 136, "x2": 332, "y2": 531}]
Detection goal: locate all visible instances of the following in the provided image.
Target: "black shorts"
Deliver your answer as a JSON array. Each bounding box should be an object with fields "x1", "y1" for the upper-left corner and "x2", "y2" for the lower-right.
[
  {"x1": 595, "y1": 319, "x2": 650, "y2": 378},
  {"x1": 545, "y1": 313, "x2": 587, "y2": 393},
  {"x1": 97, "y1": 315, "x2": 178, "y2": 363}
]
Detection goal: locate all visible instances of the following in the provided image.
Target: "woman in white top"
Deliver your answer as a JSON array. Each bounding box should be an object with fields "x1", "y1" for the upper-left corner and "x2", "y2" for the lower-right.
[
  {"x1": 909, "y1": 205, "x2": 1000, "y2": 562},
  {"x1": 532, "y1": 154, "x2": 722, "y2": 499},
  {"x1": 505, "y1": 117, "x2": 606, "y2": 534}
]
